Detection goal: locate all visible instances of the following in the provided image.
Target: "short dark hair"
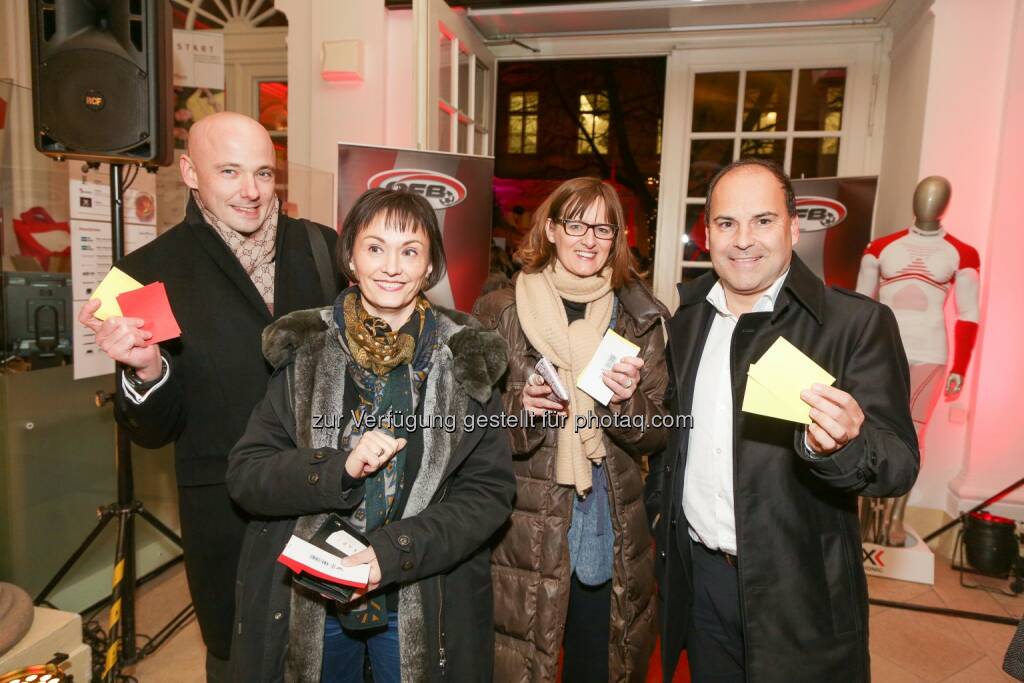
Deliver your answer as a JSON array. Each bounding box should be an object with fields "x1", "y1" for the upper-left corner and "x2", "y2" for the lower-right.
[
  {"x1": 704, "y1": 158, "x2": 797, "y2": 224},
  {"x1": 336, "y1": 188, "x2": 447, "y2": 291}
]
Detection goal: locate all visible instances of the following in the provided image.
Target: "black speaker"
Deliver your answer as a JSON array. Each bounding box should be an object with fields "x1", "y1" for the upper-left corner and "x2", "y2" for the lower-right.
[{"x1": 29, "y1": 0, "x2": 173, "y2": 165}]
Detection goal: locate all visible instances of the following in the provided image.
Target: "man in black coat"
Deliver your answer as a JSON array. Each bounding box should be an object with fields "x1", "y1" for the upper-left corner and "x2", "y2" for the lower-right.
[
  {"x1": 78, "y1": 112, "x2": 340, "y2": 681},
  {"x1": 648, "y1": 159, "x2": 919, "y2": 682}
]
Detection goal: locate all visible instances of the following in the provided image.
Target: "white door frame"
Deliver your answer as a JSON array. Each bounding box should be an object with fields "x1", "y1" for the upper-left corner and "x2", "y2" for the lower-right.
[
  {"x1": 487, "y1": 26, "x2": 890, "y2": 309},
  {"x1": 414, "y1": 0, "x2": 497, "y2": 155}
]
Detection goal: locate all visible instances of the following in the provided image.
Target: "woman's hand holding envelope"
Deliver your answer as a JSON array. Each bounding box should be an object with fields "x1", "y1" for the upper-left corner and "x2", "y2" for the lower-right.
[
  {"x1": 340, "y1": 546, "x2": 381, "y2": 595},
  {"x1": 800, "y1": 383, "x2": 865, "y2": 455},
  {"x1": 602, "y1": 357, "x2": 644, "y2": 404}
]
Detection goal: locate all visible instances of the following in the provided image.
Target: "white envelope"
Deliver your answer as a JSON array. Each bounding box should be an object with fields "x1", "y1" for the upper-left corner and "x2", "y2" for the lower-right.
[{"x1": 576, "y1": 329, "x2": 641, "y2": 406}]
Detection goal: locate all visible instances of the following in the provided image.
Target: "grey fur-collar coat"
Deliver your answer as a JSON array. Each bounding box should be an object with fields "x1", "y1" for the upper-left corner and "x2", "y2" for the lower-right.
[{"x1": 225, "y1": 305, "x2": 515, "y2": 682}]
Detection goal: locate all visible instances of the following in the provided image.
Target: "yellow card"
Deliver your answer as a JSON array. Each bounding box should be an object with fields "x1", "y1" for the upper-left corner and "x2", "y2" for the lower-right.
[
  {"x1": 90, "y1": 267, "x2": 144, "y2": 320},
  {"x1": 741, "y1": 372, "x2": 814, "y2": 424},
  {"x1": 741, "y1": 337, "x2": 835, "y2": 424}
]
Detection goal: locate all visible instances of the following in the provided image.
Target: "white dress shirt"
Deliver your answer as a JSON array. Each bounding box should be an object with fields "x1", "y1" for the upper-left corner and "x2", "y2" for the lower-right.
[{"x1": 683, "y1": 271, "x2": 788, "y2": 556}]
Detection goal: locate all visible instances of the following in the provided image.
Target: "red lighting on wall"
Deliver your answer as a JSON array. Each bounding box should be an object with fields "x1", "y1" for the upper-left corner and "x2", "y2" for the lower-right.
[{"x1": 322, "y1": 71, "x2": 363, "y2": 83}]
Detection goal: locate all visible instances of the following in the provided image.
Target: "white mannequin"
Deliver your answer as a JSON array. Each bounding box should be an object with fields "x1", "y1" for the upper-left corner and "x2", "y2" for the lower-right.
[{"x1": 855, "y1": 176, "x2": 980, "y2": 546}]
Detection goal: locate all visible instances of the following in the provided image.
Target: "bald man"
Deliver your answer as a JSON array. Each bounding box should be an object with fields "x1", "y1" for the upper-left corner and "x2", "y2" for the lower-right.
[{"x1": 78, "y1": 112, "x2": 340, "y2": 681}]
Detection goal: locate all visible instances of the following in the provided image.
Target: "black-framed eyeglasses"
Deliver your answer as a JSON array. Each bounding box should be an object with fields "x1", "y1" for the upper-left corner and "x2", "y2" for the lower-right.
[{"x1": 553, "y1": 218, "x2": 619, "y2": 240}]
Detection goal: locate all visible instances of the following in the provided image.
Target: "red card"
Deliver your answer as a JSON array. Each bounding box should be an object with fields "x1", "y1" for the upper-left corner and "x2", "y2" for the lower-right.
[{"x1": 116, "y1": 282, "x2": 182, "y2": 345}]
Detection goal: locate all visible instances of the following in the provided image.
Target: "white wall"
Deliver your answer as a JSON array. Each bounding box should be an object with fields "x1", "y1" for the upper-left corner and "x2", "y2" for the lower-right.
[
  {"x1": 874, "y1": 11, "x2": 933, "y2": 235},
  {"x1": 957, "y1": 0, "x2": 1024, "y2": 516},
  {"x1": 879, "y1": 0, "x2": 1022, "y2": 516},
  {"x1": 276, "y1": 0, "x2": 415, "y2": 227}
]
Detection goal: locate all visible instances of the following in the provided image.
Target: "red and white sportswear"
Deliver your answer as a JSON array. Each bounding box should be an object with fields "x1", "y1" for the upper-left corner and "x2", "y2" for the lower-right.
[{"x1": 855, "y1": 226, "x2": 980, "y2": 374}]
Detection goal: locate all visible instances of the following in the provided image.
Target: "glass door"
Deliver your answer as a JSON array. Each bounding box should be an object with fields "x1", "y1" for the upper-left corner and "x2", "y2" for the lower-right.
[{"x1": 651, "y1": 40, "x2": 881, "y2": 307}]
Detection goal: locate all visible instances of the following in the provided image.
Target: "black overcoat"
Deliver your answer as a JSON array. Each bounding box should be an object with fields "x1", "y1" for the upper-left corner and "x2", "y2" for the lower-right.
[{"x1": 647, "y1": 255, "x2": 919, "y2": 683}]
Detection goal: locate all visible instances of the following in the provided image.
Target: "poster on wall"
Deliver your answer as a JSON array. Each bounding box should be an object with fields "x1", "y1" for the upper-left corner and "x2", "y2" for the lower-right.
[
  {"x1": 69, "y1": 164, "x2": 158, "y2": 380},
  {"x1": 791, "y1": 175, "x2": 878, "y2": 289},
  {"x1": 172, "y1": 29, "x2": 225, "y2": 150},
  {"x1": 337, "y1": 144, "x2": 494, "y2": 312}
]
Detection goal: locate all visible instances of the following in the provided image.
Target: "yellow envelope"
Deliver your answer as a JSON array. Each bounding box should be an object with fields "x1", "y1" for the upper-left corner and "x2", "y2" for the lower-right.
[
  {"x1": 741, "y1": 337, "x2": 835, "y2": 424},
  {"x1": 90, "y1": 266, "x2": 144, "y2": 320},
  {"x1": 742, "y1": 371, "x2": 814, "y2": 424}
]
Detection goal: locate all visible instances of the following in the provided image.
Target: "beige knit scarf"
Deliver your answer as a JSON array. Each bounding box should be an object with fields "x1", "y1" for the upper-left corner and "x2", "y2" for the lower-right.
[
  {"x1": 516, "y1": 260, "x2": 613, "y2": 494},
  {"x1": 193, "y1": 190, "x2": 280, "y2": 314}
]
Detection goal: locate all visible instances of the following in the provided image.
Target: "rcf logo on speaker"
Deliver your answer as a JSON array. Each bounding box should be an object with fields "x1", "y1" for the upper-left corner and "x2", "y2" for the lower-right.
[
  {"x1": 796, "y1": 196, "x2": 847, "y2": 233},
  {"x1": 862, "y1": 547, "x2": 886, "y2": 568},
  {"x1": 368, "y1": 169, "x2": 468, "y2": 210},
  {"x1": 83, "y1": 90, "x2": 106, "y2": 111}
]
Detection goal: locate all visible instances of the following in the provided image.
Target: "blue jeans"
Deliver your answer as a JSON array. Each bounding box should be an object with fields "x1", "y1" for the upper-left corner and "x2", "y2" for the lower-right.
[{"x1": 321, "y1": 610, "x2": 400, "y2": 683}]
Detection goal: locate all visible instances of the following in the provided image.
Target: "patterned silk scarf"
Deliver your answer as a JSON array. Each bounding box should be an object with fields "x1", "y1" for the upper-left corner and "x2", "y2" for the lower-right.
[
  {"x1": 333, "y1": 286, "x2": 437, "y2": 629},
  {"x1": 193, "y1": 190, "x2": 280, "y2": 314}
]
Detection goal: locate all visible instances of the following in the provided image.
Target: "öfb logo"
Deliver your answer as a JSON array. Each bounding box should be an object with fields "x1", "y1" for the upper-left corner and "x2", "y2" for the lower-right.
[
  {"x1": 368, "y1": 169, "x2": 468, "y2": 209},
  {"x1": 795, "y1": 196, "x2": 848, "y2": 233}
]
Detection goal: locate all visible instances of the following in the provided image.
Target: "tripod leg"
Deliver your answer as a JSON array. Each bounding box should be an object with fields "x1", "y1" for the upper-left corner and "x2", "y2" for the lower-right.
[
  {"x1": 138, "y1": 505, "x2": 184, "y2": 548},
  {"x1": 103, "y1": 510, "x2": 130, "y2": 682},
  {"x1": 35, "y1": 510, "x2": 115, "y2": 604}
]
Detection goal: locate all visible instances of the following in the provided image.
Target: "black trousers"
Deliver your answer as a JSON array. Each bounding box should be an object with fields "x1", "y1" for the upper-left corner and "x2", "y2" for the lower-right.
[
  {"x1": 687, "y1": 540, "x2": 745, "y2": 683},
  {"x1": 178, "y1": 483, "x2": 249, "y2": 660},
  {"x1": 562, "y1": 573, "x2": 612, "y2": 683}
]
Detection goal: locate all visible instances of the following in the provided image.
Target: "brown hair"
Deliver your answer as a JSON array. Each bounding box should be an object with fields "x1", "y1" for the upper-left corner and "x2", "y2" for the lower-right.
[
  {"x1": 515, "y1": 177, "x2": 634, "y2": 288},
  {"x1": 336, "y1": 188, "x2": 447, "y2": 290}
]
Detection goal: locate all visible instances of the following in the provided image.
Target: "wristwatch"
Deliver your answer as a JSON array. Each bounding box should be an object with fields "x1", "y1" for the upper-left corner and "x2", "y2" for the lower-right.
[{"x1": 124, "y1": 359, "x2": 166, "y2": 392}]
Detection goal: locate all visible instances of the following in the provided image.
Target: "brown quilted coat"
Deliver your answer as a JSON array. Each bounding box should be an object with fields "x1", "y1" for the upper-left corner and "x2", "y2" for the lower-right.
[{"x1": 473, "y1": 278, "x2": 670, "y2": 683}]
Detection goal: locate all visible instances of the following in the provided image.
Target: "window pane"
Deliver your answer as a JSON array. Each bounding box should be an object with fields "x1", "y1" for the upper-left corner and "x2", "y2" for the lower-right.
[
  {"x1": 795, "y1": 68, "x2": 846, "y2": 131},
  {"x1": 458, "y1": 50, "x2": 470, "y2": 114},
  {"x1": 439, "y1": 34, "x2": 452, "y2": 104},
  {"x1": 525, "y1": 91, "x2": 538, "y2": 112},
  {"x1": 509, "y1": 92, "x2": 523, "y2": 112},
  {"x1": 524, "y1": 115, "x2": 538, "y2": 153},
  {"x1": 740, "y1": 138, "x2": 786, "y2": 166},
  {"x1": 742, "y1": 70, "x2": 791, "y2": 132},
  {"x1": 258, "y1": 81, "x2": 287, "y2": 132},
  {"x1": 476, "y1": 129, "x2": 488, "y2": 155},
  {"x1": 524, "y1": 115, "x2": 538, "y2": 138},
  {"x1": 593, "y1": 115, "x2": 610, "y2": 154},
  {"x1": 475, "y1": 62, "x2": 488, "y2": 123},
  {"x1": 693, "y1": 72, "x2": 739, "y2": 132},
  {"x1": 507, "y1": 116, "x2": 522, "y2": 153},
  {"x1": 688, "y1": 139, "x2": 732, "y2": 197},
  {"x1": 578, "y1": 112, "x2": 609, "y2": 155},
  {"x1": 791, "y1": 137, "x2": 840, "y2": 179},
  {"x1": 439, "y1": 109, "x2": 452, "y2": 151},
  {"x1": 580, "y1": 93, "x2": 594, "y2": 112},
  {"x1": 458, "y1": 119, "x2": 469, "y2": 153},
  {"x1": 595, "y1": 92, "x2": 609, "y2": 111}
]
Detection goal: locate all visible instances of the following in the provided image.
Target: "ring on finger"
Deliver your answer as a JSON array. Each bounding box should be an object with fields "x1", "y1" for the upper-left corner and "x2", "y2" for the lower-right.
[{"x1": 623, "y1": 378, "x2": 632, "y2": 388}]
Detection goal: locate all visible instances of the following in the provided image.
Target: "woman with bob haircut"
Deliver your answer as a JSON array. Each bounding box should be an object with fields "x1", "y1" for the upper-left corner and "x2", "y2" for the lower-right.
[
  {"x1": 226, "y1": 187, "x2": 515, "y2": 683},
  {"x1": 474, "y1": 177, "x2": 670, "y2": 682}
]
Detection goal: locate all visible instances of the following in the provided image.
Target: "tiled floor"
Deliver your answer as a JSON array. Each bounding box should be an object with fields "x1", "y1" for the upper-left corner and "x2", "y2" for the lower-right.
[{"x1": 97, "y1": 560, "x2": 1021, "y2": 682}]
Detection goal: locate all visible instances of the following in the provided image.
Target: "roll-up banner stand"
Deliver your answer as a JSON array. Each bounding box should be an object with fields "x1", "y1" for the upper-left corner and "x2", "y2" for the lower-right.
[{"x1": 338, "y1": 144, "x2": 494, "y2": 312}]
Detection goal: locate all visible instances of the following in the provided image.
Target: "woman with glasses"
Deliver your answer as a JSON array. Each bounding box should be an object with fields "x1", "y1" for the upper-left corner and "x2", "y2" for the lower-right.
[{"x1": 474, "y1": 177, "x2": 670, "y2": 682}]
